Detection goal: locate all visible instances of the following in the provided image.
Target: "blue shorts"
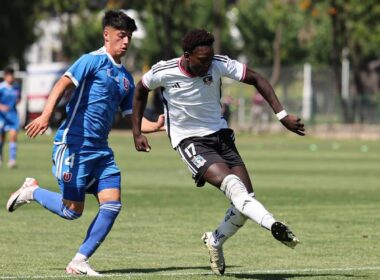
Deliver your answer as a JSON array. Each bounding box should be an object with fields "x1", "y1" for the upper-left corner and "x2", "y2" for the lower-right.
[
  {"x1": 52, "y1": 144, "x2": 121, "y2": 201},
  {"x1": 1, "y1": 112, "x2": 19, "y2": 131}
]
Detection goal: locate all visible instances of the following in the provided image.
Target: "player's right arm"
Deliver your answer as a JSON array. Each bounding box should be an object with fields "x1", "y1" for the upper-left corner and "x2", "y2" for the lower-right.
[
  {"x1": 25, "y1": 76, "x2": 75, "y2": 138},
  {"x1": 132, "y1": 80, "x2": 152, "y2": 152},
  {"x1": 132, "y1": 62, "x2": 164, "y2": 152}
]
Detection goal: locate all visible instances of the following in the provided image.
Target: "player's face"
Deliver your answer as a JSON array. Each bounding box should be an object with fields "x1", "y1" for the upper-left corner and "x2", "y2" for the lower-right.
[
  {"x1": 4, "y1": 73, "x2": 15, "y2": 85},
  {"x1": 186, "y1": 46, "x2": 214, "y2": 77},
  {"x1": 104, "y1": 27, "x2": 132, "y2": 62}
]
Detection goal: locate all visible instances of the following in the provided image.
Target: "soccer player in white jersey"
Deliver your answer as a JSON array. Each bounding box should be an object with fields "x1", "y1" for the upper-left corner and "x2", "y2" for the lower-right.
[
  {"x1": 132, "y1": 29, "x2": 305, "y2": 275},
  {"x1": 6, "y1": 11, "x2": 164, "y2": 276}
]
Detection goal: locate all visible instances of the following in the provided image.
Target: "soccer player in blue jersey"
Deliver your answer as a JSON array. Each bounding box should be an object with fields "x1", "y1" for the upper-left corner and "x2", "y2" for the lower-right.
[
  {"x1": 6, "y1": 10, "x2": 164, "y2": 276},
  {"x1": 0, "y1": 67, "x2": 21, "y2": 168}
]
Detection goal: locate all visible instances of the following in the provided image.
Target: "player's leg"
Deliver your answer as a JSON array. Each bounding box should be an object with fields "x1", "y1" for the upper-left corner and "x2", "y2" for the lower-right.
[
  {"x1": 205, "y1": 128, "x2": 300, "y2": 248},
  {"x1": 206, "y1": 163, "x2": 299, "y2": 248},
  {"x1": 77, "y1": 177, "x2": 121, "y2": 259},
  {"x1": 7, "y1": 129, "x2": 17, "y2": 168},
  {"x1": 7, "y1": 144, "x2": 85, "y2": 219},
  {"x1": 0, "y1": 128, "x2": 4, "y2": 166},
  {"x1": 67, "y1": 148, "x2": 121, "y2": 276},
  {"x1": 178, "y1": 135, "x2": 233, "y2": 275}
]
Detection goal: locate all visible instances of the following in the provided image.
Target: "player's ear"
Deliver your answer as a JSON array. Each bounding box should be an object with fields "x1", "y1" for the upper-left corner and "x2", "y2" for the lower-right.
[
  {"x1": 103, "y1": 28, "x2": 109, "y2": 42},
  {"x1": 184, "y1": 51, "x2": 190, "y2": 60}
]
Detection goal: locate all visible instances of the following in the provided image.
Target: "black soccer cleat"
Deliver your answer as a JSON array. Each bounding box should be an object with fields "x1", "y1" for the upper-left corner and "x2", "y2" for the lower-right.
[{"x1": 271, "y1": 221, "x2": 300, "y2": 249}]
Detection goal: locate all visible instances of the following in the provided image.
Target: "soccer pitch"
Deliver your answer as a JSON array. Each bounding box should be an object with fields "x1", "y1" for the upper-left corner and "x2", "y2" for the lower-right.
[{"x1": 0, "y1": 131, "x2": 379, "y2": 280}]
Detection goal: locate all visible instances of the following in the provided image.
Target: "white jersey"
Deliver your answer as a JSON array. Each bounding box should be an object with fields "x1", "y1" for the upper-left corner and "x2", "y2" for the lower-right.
[{"x1": 142, "y1": 55, "x2": 246, "y2": 148}]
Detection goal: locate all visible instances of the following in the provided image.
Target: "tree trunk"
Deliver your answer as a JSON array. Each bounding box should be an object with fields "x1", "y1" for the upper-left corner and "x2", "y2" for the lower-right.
[{"x1": 269, "y1": 24, "x2": 283, "y2": 87}]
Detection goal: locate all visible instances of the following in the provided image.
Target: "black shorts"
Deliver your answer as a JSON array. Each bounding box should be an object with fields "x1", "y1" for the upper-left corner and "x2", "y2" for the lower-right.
[{"x1": 176, "y1": 128, "x2": 244, "y2": 187}]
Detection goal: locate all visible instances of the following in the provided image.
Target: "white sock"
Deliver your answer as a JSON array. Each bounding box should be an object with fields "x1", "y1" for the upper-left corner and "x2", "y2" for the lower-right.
[
  {"x1": 210, "y1": 204, "x2": 247, "y2": 247},
  {"x1": 220, "y1": 174, "x2": 276, "y2": 230},
  {"x1": 73, "y1": 253, "x2": 87, "y2": 262}
]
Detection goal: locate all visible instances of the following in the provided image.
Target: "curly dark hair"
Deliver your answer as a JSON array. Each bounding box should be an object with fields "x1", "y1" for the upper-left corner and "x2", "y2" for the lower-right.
[
  {"x1": 181, "y1": 29, "x2": 215, "y2": 52},
  {"x1": 102, "y1": 10, "x2": 137, "y2": 32}
]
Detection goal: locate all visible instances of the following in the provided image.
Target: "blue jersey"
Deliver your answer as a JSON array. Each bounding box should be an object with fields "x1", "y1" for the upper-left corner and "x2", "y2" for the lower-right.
[
  {"x1": 54, "y1": 47, "x2": 134, "y2": 147},
  {"x1": 0, "y1": 81, "x2": 20, "y2": 120}
]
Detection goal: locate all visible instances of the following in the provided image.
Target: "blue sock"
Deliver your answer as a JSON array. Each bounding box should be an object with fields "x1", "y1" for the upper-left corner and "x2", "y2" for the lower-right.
[
  {"x1": 79, "y1": 201, "x2": 122, "y2": 258},
  {"x1": 9, "y1": 142, "x2": 17, "y2": 161},
  {"x1": 33, "y1": 188, "x2": 81, "y2": 220}
]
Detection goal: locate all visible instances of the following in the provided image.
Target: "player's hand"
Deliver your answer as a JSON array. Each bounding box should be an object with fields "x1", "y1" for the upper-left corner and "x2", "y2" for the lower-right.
[
  {"x1": 0, "y1": 104, "x2": 10, "y2": 112},
  {"x1": 25, "y1": 115, "x2": 50, "y2": 138},
  {"x1": 156, "y1": 114, "x2": 166, "y2": 131},
  {"x1": 280, "y1": 115, "x2": 305, "y2": 136},
  {"x1": 133, "y1": 134, "x2": 151, "y2": 152}
]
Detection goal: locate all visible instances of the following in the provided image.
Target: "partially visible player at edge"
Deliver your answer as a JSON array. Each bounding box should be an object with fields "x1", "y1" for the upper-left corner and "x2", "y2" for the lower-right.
[
  {"x1": 132, "y1": 29, "x2": 305, "y2": 276},
  {"x1": 0, "y1": 67, "x2": 21, "y2": 168},
  {"x1": 6, "y1": 10, "x2": 164, "y2": 276}
]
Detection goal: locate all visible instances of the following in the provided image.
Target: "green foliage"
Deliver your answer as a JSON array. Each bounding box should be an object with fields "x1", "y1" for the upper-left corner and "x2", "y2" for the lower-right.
[
  {"x1": 0, "y1": 0, "x2": 40, "y2": 69},
  {"x1": 61, "y1": 12, "x2": 103, "y2": 60},
  {"x1": 234, "y1": 0, "x2": 332, "y2": 66}
]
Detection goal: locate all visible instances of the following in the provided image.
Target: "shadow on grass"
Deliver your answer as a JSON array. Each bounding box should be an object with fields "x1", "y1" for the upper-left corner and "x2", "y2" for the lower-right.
[
  {"x1": 100, "y1": 267, "x2": 366, "y2": 279},
  {"x1": 231, "y1": 272, "x2": 363, "y2": 279},
  {"x1": 101, "y1": 265, "x2": 242, "y2": 274}
]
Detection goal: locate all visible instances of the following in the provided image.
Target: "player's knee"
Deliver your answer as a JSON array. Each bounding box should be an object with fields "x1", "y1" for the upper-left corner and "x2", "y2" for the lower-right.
[
  {"x1": 99, "y1": 201, "x2": 122, "y2": 217},
  {"x1": 61, "y1": 204, "x2": 82, "y2": 220},
  {"x1": 221, "y1": 174, "x2": 246, "y2": 195}
]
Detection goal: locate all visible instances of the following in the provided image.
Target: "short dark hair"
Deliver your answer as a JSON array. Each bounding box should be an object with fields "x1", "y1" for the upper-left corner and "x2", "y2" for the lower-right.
[
  {"x1": 4, "y1": 67, "x2": 14, "y2": 75},
  {"x1": 181, "y1": 29, "x2": 215, "y2": 52},
  {"x1": 102, "y1": 10, "x2": 137, "y2": 33}
]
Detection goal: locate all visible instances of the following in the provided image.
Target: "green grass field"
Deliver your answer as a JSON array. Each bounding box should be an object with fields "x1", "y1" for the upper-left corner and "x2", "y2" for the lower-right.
[{"x1": 0, "y1": 131, "x2": 379, "y2": 280}]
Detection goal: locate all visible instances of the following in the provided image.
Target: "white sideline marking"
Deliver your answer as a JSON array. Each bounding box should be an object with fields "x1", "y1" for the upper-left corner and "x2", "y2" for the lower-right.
[{"x1": 1, "y1": 266, "x2": 380, "y2": 279}]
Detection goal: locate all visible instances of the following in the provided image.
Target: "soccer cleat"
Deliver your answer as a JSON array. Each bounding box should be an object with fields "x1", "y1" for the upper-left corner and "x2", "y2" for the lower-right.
[
  {"x1": 271, "y1": 221, "x2": 300, "y2": 249},
  {"x1": 202, "y1": 232, "x2": 225, "y2": 276},
  {"x1": 7, "y1": 160, "x2": 17, "y2": 168},
  {"x1": 6, "y1": 177, "x2": 39, "y2": 212},
  {"x1": 66, "y1": 259, "x2": 100, "y2": 276}
]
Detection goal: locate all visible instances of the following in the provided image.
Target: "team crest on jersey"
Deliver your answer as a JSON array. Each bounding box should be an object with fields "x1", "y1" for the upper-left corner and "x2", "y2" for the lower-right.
[
  {"x1": 123, "y1": 77, "x2": 130, "y2": 91},
  {"x1": 203, "y1": 75, "x2": 213, "y2": 85},
  {"x1": 63, "y1": 172, "x2": 72, "y2": 182},
  {"x1": 191, "y1": 155, "x2": 207, "y2": 168}
]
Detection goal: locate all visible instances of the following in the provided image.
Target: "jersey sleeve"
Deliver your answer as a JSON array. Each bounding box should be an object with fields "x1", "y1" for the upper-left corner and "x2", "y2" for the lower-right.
[
  {"x1": 64, "y1": 54, "x2": 99, "y2": 87},
  {"x1": 213, "y1": 55, "x2": 246, "y2": 81},
  {"x1": 141, "y1": 61, "x2": 166, "y2": 90},
  {"x1": 120, "y1": 79, "x2": 135, "y2": 117}
]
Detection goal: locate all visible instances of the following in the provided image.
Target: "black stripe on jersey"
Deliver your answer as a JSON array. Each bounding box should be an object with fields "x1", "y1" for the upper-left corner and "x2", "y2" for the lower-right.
[
  {"x1": 213, "y1": 55, "x2": 228, "y2": 63},
  {"x1": 152, "y1": 61, "x2": 177, "y2": 71},
  {"x1": 162, "y1": 94, "x2": 172, "y2": 146},
  {"x1": 152, "y1": 64, "x2": 178, "y2": 74},
  {"x1": 152, "y1": 60, "x2": 178, "y2": 72}
]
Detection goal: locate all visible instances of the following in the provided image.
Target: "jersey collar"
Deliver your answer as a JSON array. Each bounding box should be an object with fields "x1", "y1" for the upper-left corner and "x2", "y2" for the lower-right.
[
  {"x1": 179, "y1": 56, "x2": 196, "y2": 77},
  {"x1": 101, "y1": 46, "x2": 122, "y2": 68}
]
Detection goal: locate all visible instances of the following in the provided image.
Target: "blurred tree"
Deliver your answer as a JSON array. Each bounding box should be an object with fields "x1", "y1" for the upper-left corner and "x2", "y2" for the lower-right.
[
  {"x1": 114, "y1": 0, "x2": 237, "y2": 68},
  {"x1": 37, "y1": 0, "x2": 106, "y2": 61},
  {"x1": 0, "y1": 0, "x2": 40, "y2": 70},
  {"x1": 302, "y1": 0, "x2": 380, "y2": 123},
  {"x1": 234, "y1": 0, "x2": 313, "y2": 89}
]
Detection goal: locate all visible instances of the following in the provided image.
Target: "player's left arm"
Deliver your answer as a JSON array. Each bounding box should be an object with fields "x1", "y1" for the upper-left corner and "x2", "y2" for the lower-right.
[
  {"x1": 124, "y1": 114, "x2": 165, "y2": 134},
  {"x1": 141, "y1": 115, "x2": 165, "y2": 133},
  {"x1": 242, "y1": 67, "x2": 305, "y2": 136}
]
